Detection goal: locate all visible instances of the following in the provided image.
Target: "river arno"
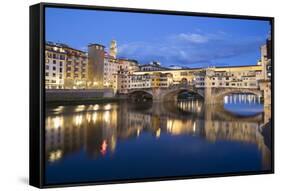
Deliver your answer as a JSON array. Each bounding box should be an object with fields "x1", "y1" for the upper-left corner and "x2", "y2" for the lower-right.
[{"x1": 45, "y1": 94, "x2": 271, "y2": 184}]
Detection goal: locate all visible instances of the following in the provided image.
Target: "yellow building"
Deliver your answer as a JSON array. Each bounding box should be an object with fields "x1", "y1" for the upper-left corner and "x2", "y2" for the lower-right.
[{"x1": 63, "y1": 45, "x2": 88, "y2": 89}]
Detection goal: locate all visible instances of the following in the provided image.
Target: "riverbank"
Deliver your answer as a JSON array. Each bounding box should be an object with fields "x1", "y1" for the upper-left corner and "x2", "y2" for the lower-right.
[
  {"x1": 45, "y1": 89, "x2": 121, "y2": 106},
  {"x1": 46, "y1": 97, "x2": 125, "y2": 106}
]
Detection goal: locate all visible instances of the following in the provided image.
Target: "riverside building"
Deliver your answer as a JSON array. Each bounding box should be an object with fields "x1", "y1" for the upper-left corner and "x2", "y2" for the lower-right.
[
  {"x1": 45, "y1": 37, "x2": 271, "y2": 97},
  {"x1": 45, "y1": 42, "x2": 67, "y2": 89},
  {"x1": 87, "y1": 43, "x2": 105, "y2": 88},
  {"x1": 45, "y1": 42, "x2": 88, "y2": 89}
]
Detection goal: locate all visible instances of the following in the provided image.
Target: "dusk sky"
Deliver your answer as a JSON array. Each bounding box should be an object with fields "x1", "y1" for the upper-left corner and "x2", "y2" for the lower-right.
[{"x1": 46, "y1": 7, "x2": 270, "y2": 68}]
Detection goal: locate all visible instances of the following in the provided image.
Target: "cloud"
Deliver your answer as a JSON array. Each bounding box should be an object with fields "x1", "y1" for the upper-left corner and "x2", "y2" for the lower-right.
[
  {"x1": 79, "y1": 46, "x2": 88, "y2": 51},
  {"x1": 118, "y1": 32, "x2": 265, "y2": 68},
  {"x1": 174, "y1": 33, "x2": 209, "y2": 43}
]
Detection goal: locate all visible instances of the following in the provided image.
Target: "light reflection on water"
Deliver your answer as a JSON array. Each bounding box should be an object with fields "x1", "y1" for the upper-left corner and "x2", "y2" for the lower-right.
[
  {"x1": 45, "y1": 94, "x2": 271, "y2": 184},
  {"x1": 224, "y1": 94, "x2": 264, "y2": 116}
]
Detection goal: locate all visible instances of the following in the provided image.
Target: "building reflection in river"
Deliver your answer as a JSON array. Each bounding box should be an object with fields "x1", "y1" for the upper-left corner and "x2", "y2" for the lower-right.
[{"x1": 45, "y1": 94, "x2": 271, "y2": 171}]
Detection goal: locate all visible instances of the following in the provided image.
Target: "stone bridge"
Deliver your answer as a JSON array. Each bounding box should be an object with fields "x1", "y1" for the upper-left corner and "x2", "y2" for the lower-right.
[{"x1": 127, "y1": 85, "x2": 263, "y2": 104}]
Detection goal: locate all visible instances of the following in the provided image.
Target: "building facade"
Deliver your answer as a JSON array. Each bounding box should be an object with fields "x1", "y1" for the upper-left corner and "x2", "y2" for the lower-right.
[
  {"x1": 45, "y1": 42, "x2": 88, "y2": 89},
  {"x1": 45, "y1": 43, "x2": 67, "y2": 89},
  {"x1": 116, "y1": 59, "x2": 140, "y2": 94},
  {"x1": 88, "y1": 44, "x2": 105, "y2": 88},
  {"x1": 103, "y1": 54, "x2": 119, "y2": 92},
  {"x1": 63, "y1": 45, "x2": 88, "y2": 89}
]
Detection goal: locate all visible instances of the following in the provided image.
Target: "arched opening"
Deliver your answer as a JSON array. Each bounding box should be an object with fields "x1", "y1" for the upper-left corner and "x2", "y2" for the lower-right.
[
  {"x1": 223, "y1": 93, "x2": 263, "y2": 117},
  {"x1": 128, "y1": 91, "x2": 153, "y2": 102},
  {"x1": 177, "y1": 90, "x2": 203, "y2": 101},
  {"x1": 163, "y1": 89, "x2": 203, "y2": 103},
  {"x1": 181, "y1": 78, "x2": 187, "y2": 85}
]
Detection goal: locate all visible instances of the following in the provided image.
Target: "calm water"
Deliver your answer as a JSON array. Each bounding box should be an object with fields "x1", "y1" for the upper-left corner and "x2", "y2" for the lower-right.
[{"x1": 45, "y1": 94, "x2": 271, "y2": 184}]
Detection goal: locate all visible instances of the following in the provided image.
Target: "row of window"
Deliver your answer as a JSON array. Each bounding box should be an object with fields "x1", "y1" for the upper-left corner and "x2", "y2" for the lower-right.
[
  {"x1": 66, "y1": 73, "x2": 86, "y2": 78},
  {"x1": 196, "y1": 82, "x2": 257, "y2": 87},
  {"x1": 46, "y1": 59, "x2": 64, "y2": 66},
  {"x1": 46, "y1": 73, "x2": 63, "y2": 78},
  {"x1": 46, "y1": 66, "x2": 63, "y2": 72},
  {"x1": 66, "y1": 67, "x2": 86, "y2": 72},
  {"x1": 46, "y1": 53, "x2": 66, "y2": 60},
  {"x1": 45, "y1": 79, "x2": 57, "y2": 83}
]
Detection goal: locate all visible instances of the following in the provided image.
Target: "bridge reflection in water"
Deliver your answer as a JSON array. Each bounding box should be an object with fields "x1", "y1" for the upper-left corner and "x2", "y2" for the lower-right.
[{"x1": 45, "y1": 94, "x2": 271, "y2": 184}]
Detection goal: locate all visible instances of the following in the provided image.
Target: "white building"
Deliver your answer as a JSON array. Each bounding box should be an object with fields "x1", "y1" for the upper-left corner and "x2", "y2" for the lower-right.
[
  {"x1": 103, "y1": 54, "x2": 118, "y2": 90},
  {"x1": 45, "y1": 43, "x2": 67, "y2": 89}
]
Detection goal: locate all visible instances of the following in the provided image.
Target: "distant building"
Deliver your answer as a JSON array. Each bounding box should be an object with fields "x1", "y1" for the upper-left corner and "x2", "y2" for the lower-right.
[
  {"x1": 88, "y1": 44, "x2": 105, "y2": 88},
  {"x1": 109, "y1": 40, "x2": 117, "y2": 59},
  {"x1": 139, "y1": 61, "x2": 168, "y2": 71}
]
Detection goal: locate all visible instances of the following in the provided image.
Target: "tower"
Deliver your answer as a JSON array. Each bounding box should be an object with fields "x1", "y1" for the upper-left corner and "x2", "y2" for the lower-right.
[
  {"x1": 109, "y1": 40, "x2": 117, "y2": 59},
  {"x1": 88, "y1": 44, "x2": 105, "y2": 88}
]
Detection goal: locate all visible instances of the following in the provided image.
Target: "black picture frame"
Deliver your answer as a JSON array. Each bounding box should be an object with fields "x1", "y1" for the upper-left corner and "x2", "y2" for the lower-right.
[{"x1": 30, "y1": 2, "x2": 274, "y2": 188}]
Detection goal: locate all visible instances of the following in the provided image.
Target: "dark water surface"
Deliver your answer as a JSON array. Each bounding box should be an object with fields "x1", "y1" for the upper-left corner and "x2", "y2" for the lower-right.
[{"x1": 45, "y1": 94, "x2": 271, "y2": 184}]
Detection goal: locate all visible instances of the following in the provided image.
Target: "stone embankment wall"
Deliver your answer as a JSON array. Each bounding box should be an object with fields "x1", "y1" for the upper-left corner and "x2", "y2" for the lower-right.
[{"x1": 46, "y1": 89, "x2": 114, "y2": 102}]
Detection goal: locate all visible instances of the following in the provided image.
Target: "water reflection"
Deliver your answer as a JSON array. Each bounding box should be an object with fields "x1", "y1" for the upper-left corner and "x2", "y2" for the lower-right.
[
  {"x1": 45, "y1": 95, "x2": 271, "y2": 183},
  {"x1": 224, "y1": 94, "x2": 264, "y2": 116}
]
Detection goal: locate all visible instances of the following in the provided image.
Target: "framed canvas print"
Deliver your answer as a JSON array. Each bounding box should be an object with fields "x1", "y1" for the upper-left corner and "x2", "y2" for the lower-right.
[{"x1": 29, "y1": 2, "x2": 274, "y2": 188}]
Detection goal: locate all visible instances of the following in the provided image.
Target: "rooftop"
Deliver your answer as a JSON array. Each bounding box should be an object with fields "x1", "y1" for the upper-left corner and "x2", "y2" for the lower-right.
[
  {"x1": 46, "y1": 41, "x2": 86, "y2": 54},
  {"x1": 88, "y1": 43, "x2": 105, "y2": 48}
]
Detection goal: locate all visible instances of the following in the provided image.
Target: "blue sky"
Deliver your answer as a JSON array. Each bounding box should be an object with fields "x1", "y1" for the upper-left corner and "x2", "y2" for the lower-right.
[{"x1": 46, "y1": 7, "x2": 270, "y2": 68}]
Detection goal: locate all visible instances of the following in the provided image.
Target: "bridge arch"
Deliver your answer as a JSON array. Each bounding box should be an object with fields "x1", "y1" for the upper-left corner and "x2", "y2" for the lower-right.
[
  {"x1": 127, "y1": 90, "x2": 153, "y2": 102},
  {"x1": 212, "y1": 88, "x2": 263, "y2": 103},
  {"x1": 162, "y1": 88, "x2": 204, "y2": 102}
]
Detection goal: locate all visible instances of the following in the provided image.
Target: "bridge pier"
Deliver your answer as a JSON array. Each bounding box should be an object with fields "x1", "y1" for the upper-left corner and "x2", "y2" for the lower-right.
[
  {"x1": 203, "y1": 77, "x2": 223, "y2": 104},
  {"x1": 152, "y1": 88, "x2": 163, "y2": 102}
]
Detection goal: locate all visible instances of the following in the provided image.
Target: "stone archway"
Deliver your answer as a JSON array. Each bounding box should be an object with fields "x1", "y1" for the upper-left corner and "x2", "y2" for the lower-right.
[
  {"x1": 181, "y1": 78, "x2": 188, "y2": 85},
  {"x1": 210, "y1": 88, "x2": 263, "y2": 104},
  {"x1": 128, "y1": 90, "x2": 153, "y2": 102},
  {"x1": 162, "y1": 88, "x2": 204, "y2": 102}
]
